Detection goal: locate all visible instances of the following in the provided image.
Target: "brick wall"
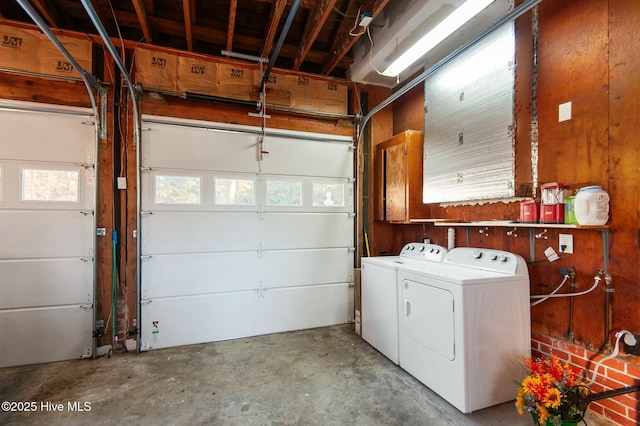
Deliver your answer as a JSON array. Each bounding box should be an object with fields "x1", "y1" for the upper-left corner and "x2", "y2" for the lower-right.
[{"x1": 532, "y1": 332, "x2": 640, "y2": 425}]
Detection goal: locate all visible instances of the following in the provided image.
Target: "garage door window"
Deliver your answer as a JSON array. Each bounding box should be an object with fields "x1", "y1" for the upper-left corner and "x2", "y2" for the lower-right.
[
  {"x1": 266, "y1": 180, "x2": 302, "y2": 206},
  {"x1": 21, "y1": 167, "x2": 79, "y2": 202},
  {"x1": 312, "y1": 181, "x2": 345, "y2": 207},
  {"x1": 214, "y1": 177, "x2": 255, "y2": 205},
  {"x1": 155, "y1": 175, "x2": 201, "y2": 205}
]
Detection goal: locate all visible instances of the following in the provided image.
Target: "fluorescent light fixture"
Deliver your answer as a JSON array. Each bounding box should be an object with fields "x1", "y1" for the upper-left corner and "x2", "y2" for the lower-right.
[{"x1": 383, "y1": 0, "x2": 495, "y2": 77}]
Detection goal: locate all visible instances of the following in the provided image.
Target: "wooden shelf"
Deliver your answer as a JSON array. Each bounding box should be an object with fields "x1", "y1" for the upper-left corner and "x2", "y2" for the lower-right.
[{"x1": 432, "y1": 221, "x2": 608, "y2": 230}]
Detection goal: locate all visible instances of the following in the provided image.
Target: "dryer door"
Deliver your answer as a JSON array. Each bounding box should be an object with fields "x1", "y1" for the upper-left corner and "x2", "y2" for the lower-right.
[{"x1": 401, "y1": 278, "x2": 455, "y2": 360}]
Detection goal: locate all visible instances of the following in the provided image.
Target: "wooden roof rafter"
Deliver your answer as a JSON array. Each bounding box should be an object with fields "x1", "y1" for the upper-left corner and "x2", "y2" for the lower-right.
[
  {"x1": 261, "y1": 0, "x2": 287, "y2": 58},
  {"x1": 322, "y1": 0, "x2": 389, "y2": 75},
  {"x1": 226, "y1": 0, "x2": 237, "y2": 52},
  {"x1": 183, "y1": 0, "x2": 195, "y2": 51},
  {"x1": 292, "y1": 0, "x2": 338, "y2": 71},
  {"x1": 131, "y1": 0, "x2": 152, "y2": 43},
  {"x1": 31, "y1": 0, "x2": 61, "y2": 28}
]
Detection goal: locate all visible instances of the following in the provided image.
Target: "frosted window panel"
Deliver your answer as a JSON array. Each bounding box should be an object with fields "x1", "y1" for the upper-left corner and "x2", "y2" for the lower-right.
[
  {"x1": 21, "y1": 168, "x2": 79, "y2": 202},
  {"x1": 424, "y1": 22, "x2": 515, "y2": 203},
  {"x1": 155, "y1": 175, "x2": 201, "y2": 204},
  {"x1": 215, "y1": 177, "x2": 255, "y2": 205},
  {"x1": 266, "y1": 180, "x2": 302, "y2": 206},
  {"x1": 312, "y1": 182, "x2": 345, "y2": 207}
]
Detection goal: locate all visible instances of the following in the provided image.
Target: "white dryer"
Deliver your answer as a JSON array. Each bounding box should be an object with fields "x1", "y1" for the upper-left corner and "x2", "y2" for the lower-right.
[
  {"x1": 361, "y1": 243, "x2": 447, "y2": 364},
  {"x1": 397, "y1": 247, "x2": 530, "y2": 414}
]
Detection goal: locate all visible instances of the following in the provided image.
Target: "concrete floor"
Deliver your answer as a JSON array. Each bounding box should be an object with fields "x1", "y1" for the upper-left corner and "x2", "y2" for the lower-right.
[{"x1": 0, "y1": 324, "x2": 616, "y2": 426}]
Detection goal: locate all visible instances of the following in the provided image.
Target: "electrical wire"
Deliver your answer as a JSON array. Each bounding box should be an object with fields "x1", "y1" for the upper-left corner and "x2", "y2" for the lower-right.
[
  {"x1": 366, "y1": 26, "x2": 389, "y2": 76},
  {"x1": 333, "y1": 6, "x2": 356, "y2": 18},
  {"x1": 349, "y1": 7, "x2": 366, "y2": 37}
]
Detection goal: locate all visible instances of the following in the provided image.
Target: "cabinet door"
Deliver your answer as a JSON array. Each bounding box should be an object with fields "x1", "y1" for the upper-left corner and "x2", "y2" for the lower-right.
[{"x1": 385, "y1": 143, "x2": 407, "y2": 221}]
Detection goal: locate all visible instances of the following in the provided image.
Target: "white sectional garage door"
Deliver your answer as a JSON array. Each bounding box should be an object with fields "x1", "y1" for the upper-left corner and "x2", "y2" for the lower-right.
[
  {"x1": 140, "y1": 116, "x2": 354, "y2": 351},
  {"x1": 0, "y1": 100, "x2": 96, "y2": 367}
]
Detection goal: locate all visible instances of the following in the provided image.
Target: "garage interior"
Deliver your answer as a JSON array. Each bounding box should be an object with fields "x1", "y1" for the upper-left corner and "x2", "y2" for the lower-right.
[{"x1": 0, "y1": 0, "x2": 638, "y2": 425}]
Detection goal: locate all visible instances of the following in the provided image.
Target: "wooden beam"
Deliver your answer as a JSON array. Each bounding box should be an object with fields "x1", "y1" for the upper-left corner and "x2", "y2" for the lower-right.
[
  {"x1": 183, "y1": 0, "x2": 195, "y2": 51},
  {"x1": 30, "y1": 0, "x2": 61, "y2": 28},
  {"x1": 226, "y1": 0, "x2": 238, "y2": 52},
  {"x1": 131, "y1": 0, "x2": 152, "y2": 43},
  {"x1": 261, "y1": 0, "x2": 287, "y2": 58},
  {"x1": 322, "y1": 0, "x2": 389, "y2": 75},
  {"x1": 292, "y1": 0, "x2": 337, "y2": 70}
]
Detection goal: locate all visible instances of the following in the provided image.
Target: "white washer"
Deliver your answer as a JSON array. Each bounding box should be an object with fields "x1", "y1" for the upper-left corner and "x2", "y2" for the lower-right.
[
  {"x1": 397, "y1": 247, "x2": 531, "y2": 413},
  {"x1": 361, "y1": 243, "x2": 447, "y2": 364}
]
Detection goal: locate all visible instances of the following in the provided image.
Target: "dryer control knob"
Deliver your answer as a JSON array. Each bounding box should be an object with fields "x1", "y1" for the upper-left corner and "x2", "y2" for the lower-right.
[
  {"x1": 490, "y1": 254, "x2": 498, "y2": 261},
  {"x1": 499, "y1": 255, "x2": 509, "y2": 262},
  {"x1": 472, "y1": 250, "x2": 483, "y2": 259}
]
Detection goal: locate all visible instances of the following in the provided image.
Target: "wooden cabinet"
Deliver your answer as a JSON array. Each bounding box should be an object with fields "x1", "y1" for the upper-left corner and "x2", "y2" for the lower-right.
[{"x1": 375, "y1": 130, "x2": 424, "y2": 222}]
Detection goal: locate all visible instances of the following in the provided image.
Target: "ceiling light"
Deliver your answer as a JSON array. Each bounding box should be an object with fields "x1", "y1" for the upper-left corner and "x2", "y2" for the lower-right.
[{"x1": 383, "y1": 0, "x2": 495, "y2": 77}]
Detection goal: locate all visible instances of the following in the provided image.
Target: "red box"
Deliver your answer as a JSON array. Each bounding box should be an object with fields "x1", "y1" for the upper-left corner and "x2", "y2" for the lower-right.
[
  {"x1": 540, "y1": 204, "x2": 564, "y2": 224},
  {"x1": 520, "y1": 200, "x2": 540, "y2": 223}
]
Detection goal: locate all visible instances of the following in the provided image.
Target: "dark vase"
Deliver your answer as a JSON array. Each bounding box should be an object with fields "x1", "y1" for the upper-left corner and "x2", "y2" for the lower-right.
[{"x1": 531, "y1": 412, "x2": 580, "y2": 425}]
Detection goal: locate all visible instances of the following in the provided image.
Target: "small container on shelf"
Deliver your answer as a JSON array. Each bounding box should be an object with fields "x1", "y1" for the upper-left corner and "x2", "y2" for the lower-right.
[
  {"x1": 564, "y1": 196, "x2": 578, "y2": 224},
  {"x1": 540, "y1": 182, "x2": 568, "y2": 224},
  {"x1": 519, "y1": 200, "x2": 540, "y2": 223}
]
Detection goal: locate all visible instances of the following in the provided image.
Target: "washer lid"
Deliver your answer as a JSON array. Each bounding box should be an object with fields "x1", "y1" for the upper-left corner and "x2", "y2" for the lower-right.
[{"x1": 443, "y1": 247, "x2": 528, "y2": 276}]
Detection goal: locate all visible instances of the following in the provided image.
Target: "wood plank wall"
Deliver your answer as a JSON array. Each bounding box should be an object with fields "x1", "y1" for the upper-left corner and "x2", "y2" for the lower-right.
[{"x1": 369, "y1": 0, "x2": 640, "y2": 357}]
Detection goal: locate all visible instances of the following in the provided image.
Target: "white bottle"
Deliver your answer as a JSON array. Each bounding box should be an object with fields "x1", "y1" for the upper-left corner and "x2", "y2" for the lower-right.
[
  {"x1": 447, "y1": 227, "x2": 455, "y2": 250},
  {"x1": 574, "y1": 186, "x2": 610, "y2": 226}
]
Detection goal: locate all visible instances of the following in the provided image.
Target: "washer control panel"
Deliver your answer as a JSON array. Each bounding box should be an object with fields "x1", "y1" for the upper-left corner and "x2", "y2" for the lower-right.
[
  {"x1": 399, "y1": 243, "x2": 448, "y2": 262},
  {"x1": 444, "y1": 247, "x2": 527, "y2": 275}
]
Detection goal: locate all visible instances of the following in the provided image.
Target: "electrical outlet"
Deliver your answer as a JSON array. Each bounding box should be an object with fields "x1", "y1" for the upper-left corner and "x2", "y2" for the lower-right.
[{"x1": 559, "y1": 233, "x2": 574, "y2": 254}]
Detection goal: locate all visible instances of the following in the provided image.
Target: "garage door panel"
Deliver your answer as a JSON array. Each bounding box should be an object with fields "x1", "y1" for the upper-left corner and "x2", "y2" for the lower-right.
[
  {"x1": 142, "y1": 252, "x2": 260, "y2": 298},
  {"x1": 0, "y1": 259, "x2": 92, "y2": 309},
  {"x1": 0, "y1": 101, "x2": 95, "y2": 368},
  {"x1": 0, "y1": 305, "x2": 92, "y2": 368},
  {"x1": 260, "y1": 213, "x2": 353, "y2": 249},
  {"x1": 259, "y1": 249, "x2": 352, "y2": 288},
  {"x1": 0, "y1": 209, "x2": 92, "y2": 259},
  {"x1": 140, "y1": 283, "x2": 350, "y2": 351},
  {"x1": 142, "y1": 211, "x2": 260, "y2": 254},
  {"x1": 142, "y1": 123, "x2": 257, "y2": 172},
  {"x1": 0, "y1": 106, "x2": 94, "y2": 164},
  {"x1": 140, "y1": 117, "x2": 354, "y2": 350},
  {"x1": 261, "y1": 137, "x2": 353, "y2": 178}
]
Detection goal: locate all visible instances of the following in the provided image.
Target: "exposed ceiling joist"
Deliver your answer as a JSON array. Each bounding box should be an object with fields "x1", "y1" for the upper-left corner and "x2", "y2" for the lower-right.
[
  {"x1": 131, "y1": 0, "x2": 152, "y2": 43},
  {"x1": 322, "y1": 0, "x2": 390, "y2": 75},
  {"x1": 183, "y1": 0, "x2": 195, "y2": 51},
  {"x1": 31, "y1": 0, "x2": 60, "y2": 28},
  {"x1": 292, "y1": 0, "x2": 337, "y2": 70},
  {"x1": 226, "y1": 0, "x2": 237, "y2": 52},
  {"x1": 261, "y1": 0, "x2": 287, "y2": 58},
  {"x1": 0, "y1": 0, "x2": 399, "y2": 79}
]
